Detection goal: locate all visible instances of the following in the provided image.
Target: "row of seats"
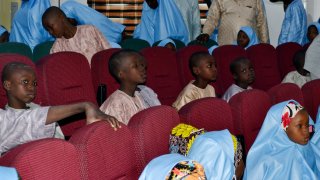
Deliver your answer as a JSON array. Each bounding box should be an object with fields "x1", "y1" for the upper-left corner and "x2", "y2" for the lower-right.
[
  {"x1": 0, "y1": 42, "x2": 319, "y2": 137},
  {"x1": 0, "y1": 87, "x2": 318, "y2": 179}
]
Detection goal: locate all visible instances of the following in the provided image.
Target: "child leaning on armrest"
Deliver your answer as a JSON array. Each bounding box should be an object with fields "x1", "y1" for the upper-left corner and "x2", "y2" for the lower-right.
[{"x1": 0, "y1": 62, "x2": 120, "y2": 155}]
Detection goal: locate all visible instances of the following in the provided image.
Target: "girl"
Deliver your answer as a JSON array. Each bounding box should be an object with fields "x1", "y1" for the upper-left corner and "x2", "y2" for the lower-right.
[
  {"x1": 157, "y1": 38, "x2": 176, "y2": 51},
  {"x1": 244, "y1": 100, "x2": 320, "y2": 179},
  {"x1": 236, "y1": 26, "x2": 259, "y2": 49},
  {"x1": 307, "y1": 22, "x2": 320, "y2": 43}
]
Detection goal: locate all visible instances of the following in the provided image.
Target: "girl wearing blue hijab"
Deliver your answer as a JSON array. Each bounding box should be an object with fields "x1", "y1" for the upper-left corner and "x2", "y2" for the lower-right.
[
  {"x1": 139, "y1": 154, "x2": 206, "y2": 180},
  {"x1": 9, "y1": 0, "x2": 53, "y2": 50},
  {"x1": 157, "y1": 38, "x2": 176, "y2": 51},
  {"x1": 61, "y1": 0, "x2": 125, "y2": 43},
  {"x1": 236, "y1": 26, "x2": 259, "y2": 49},
  {"x1": 133, "y1": 0, "x2": 189, "y2": 46},
  {"x1": 307, "y1": 22, "x2": 320, "y2": 43},
  {"x1": 0, "y1": 26, "x2": 9, "y2": 43},
  {"x1": 244, "y1": 100, "x2": 320, "y2": 179}
]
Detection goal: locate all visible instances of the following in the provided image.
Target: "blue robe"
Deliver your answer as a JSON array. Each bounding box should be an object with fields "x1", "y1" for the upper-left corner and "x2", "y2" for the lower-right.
[
  {"x1": 278, "y1": 0, "x2": 307, "y2": 45},
  {"x1": 9, "y1": 0, "x2": 53, "y2": 50},
  {"x1": 133, "y1": 0, "x2": 189, "y2": 45},
  {"x1": 0, "y1": 166, "x2": 19, "y2": 180},
  {"x1": 61, "y1": 0, "x2": 125, "y2": 43},
  {"x1": 240, "y1": 26, "x2": 259, "y2": 49},
  {"x1": 188, "y1": 129, "x2": 236, "y2": 180},
  {"x1": 244, "y1": 100, "x2": 320, "y2": 179}
]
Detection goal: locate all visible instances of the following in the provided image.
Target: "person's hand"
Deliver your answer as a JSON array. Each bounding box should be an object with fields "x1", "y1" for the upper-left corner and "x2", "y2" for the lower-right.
[
  {"x1": 85, "y1": 103, "x2": 121, "y2": 131},
  {"x1": 196, "y1": 33, "x2": 210, "y2": 44}
]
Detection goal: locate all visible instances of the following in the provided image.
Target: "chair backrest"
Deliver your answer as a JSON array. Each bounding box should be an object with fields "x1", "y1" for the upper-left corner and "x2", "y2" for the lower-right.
[
  {"x1": 69, "y1": 121, "x2": 138, "y2": 180},
  {"x1": 0, "y1": 139, "x2": 80, "y2": 180},
  {"x1": 275, "y1": 42, "x2": 302, "y2": 79},
  {"x1": 152, "y1": 39, "x2": 186, "y2": 49},
  {"x1": 267, "y1": 83, "x2": 304, "y2": 105},
  {"x1": 188, "y1": 39, "x2": 218, "y2": 48},
  {"x1": 0, "y1": 42, "x2": 33, "y2": 60},
  {"x1": 246, "y1": 43, "x2": 281, "y2": 91},
  {"x1": 37, "y1": 52, "x2": 96, "y2": 137},
  {"x1": 179, "y1": 97, "x2": 236, "y2": 134},
  {"x1": 212, "y1": 45, "x2": 247, "y2": 96},
  {"x1": 91, "y1": 48, "x2": 121, "y2": 101},
  {"x1": 176, "y1": 45, "x2": 209, "y2": 86},
  {"x1": 120, "y1": 38, "x2": 150, "y2": 51},
  {"x1": 141, "y1": 47, "x2": 183, "y2": 105},
  {"x1": 229, "y1": 89, "x2": 272, "y2": 153},
  {"x1": 128, "y1": 106, "x2": 180, "y2": 174},
  {"x1": 0, "y1": 53, "x2": 46, "y2": 108},
  {"x1": 33, "y1": 41, "x2": 54, "y2": 63},
  {"x1": 302, "y1": 79, "x2": 320, "y2": 121}
]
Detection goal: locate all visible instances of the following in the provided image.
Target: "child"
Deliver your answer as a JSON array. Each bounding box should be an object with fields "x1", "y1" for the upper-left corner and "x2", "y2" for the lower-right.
[
  {"x1": 307, "y1": 22, "x2": 320, "y2": 43},
  {"x1": 139, "y1": 154, "x2": 206, "y2": 179},
  {"x1": 157, "y1": 38, "x2": 176, "y2": 51},
  {"x1": 0, "y1": 26, "x2": 9, "y2": 43},
  {"x1": 237, "y1": 26, "x2": 259, "y2": 49},
  {"x1": 0, "y1": 62, "x2": 120, "y2": 155},
  {"x1": 222, "y1": 57, "x2": 255, "y2": 102},
  {"x1": 172, "y1": 52, "x2": 217, "y2": 110},
  {"x1": 244, "y1": 100, "x2": 320, "y2": 179},
  {"x1": 99, "y1": 49, "x2": 160, "y2": 125},
  {"x1": 282, "y1": 49, "x2": 311, "y2": 88},
  {"x1": 42, "y1": 6, "x2": 111, "y2": 65}
]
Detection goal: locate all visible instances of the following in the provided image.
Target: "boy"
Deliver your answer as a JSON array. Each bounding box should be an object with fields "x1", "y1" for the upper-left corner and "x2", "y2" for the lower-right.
[
  {"x1": 172, "y1": 52, "x2": 217, "y2": 110},
  {"x1": 282, "y1": 49, "x2": 311, "y2": 87},
  {"x1": 42, "y1": 6, "x2": 111, "y2": 65},
  {"x1": 222, "y1": 57, "x2": 255, "y2": 102},
  {"x1": 0, "y1": 62, "x2": 120, "y2": 155},
  {"x1": 100, "y1": 49, "x2": 160, "y2": 125}
]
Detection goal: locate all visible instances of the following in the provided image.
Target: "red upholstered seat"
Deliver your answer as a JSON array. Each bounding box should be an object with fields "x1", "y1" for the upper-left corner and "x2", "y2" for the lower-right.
[
  {"x1": 141, "y1": 47, "x2": 183, "y2": 105},
  {"x1": 128, "y1": 106, "x2": 180, "y2": 174},
  {"x1": 69, "y1": 121, "x2": 138, "y2": 179},
  {"x1": 179, "y1": 97, "x2": 236, "y2": 134},
  {"x1": 91, "y1": 48, "x2": 121, "y2": 100},
  {"x1": 0, "y1": 53, "x2": 46, "y2": 107},
  {"x1": 176, "y1": 45, "x2": 209, "y2": 86},
  {"x1": 229, "y1": 89, "x2": 272, "y2": 153},
  {"x1": 276, "y1": 42, "x2": 302, "y2": 79},
  {"x1": 0, "y1": 139, "x2": 80, "y2": 180},
  {"x1": 246, "y1": 43, "x2": 281, "y2": 91},
  {"x1": 302, "y1": 79, "x2": 320, "y2": 121},
  {"x1": 37, "y1": 52, "x2": 96, "y2": 137},
  {"x1": 267, "y1": 83, "x2": 304, "y2": 105},
  {"x1": 212, "y1": 45, "x2": 247, "y2": 96}
]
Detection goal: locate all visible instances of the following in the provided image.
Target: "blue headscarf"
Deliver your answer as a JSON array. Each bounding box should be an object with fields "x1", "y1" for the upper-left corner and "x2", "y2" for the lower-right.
[
  {"x1": 244, "y1": 100, "x2": 320, "y2": 179},
  {"x1": 239, "y1": 26, "x2": 259, "y2": 49},
  {"x1": 0, "y1": 26, "x2": 7, "y2": 36},
  {"x1": 307, "y1": 22, "x2": 320, "y2": 42},
  {"x1": 139, "y1": 154, "x2": 205, "y2": 180},
  {"x1": 0, "y1": 166, "x2": 19, "y2": 180},
  {"x1": 208, "y1": 45, "x2": 218, "y2": 55},
  {"x1": 61, "y1": 0, "x2": 125, "y2": 43},
  {"x1": 188, "y1": 129, "x2": 236, "y2": 179},
  {"x1": 9, "y1": 0, "x2": 53, "y2": 50},
  {"x1": 133, "y1": 0, "x2": 189, "y2": 45},
  {"x1": 157, "y1": 38, "x2": 176, "y2": 47}
]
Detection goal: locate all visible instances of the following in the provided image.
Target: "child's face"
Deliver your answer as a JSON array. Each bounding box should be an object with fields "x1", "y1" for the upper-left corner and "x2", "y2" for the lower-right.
[
  {"x1": 43, "y1": 15, "x2": 65, "y2": 38},
  {"x1": 286, "y1": 110, "x2": 310, "y2": 145},
  {"x1": 0, "y1": 31, "x2": 9, "y2": 43},
  {"x1": 164, "y1": 42, "x2": 176, "y2": 52},
  {"x1": 4, "y1": 68, "x2": 37, "y2": 107},
  {"x1": 194, "y1": 56, "x2": 217, "y2": 82},
  {"x1": 119, "y1": 54, "x2": 147, "y2": 85},
  {"x1": 307, "y1": 25, "x2": 318, "y2": 42},
  {"x1": 146, "y1": 0, "x2": 158, "y2": 9},
  {"x1": 234, "y1": 60, "x2": 255, "y2": 86},
  {"x1": 237, "y1": 30, "x2": 250, "y2": 48}
]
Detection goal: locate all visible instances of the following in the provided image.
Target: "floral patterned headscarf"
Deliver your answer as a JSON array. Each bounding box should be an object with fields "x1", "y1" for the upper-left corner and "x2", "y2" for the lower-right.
[{"x1": 281, "y1": 101, "x2": 304, "y2": 131}]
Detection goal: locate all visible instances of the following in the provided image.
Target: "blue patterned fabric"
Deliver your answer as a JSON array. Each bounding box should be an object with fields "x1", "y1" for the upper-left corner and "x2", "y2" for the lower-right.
[
  {"x1": 244, "y1": 100, "x2": 320, "y2": 179},
  {"x1": 61, "y1": 0, "x2": 125, "y2": 43}
]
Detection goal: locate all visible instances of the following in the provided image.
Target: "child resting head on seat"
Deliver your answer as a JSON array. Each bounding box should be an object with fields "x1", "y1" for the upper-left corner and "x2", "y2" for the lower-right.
[
  {"x1": 99, "y1": 49, "x2": 160, "y2": 125},
  {"x1": 222, "y1": 57, "x2": 255, "y2": 102},
  {"x1": 172, "y1": 51, "x2": 217, "y2": 110}
]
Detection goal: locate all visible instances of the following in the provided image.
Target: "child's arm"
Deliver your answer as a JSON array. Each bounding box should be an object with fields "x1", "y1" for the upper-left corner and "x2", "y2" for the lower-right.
[{"x1": 46, "y1": 102, "x2": 121, "y2": 130}]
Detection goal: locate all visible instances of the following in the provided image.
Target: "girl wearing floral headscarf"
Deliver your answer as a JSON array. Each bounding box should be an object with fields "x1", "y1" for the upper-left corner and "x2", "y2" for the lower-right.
[{"x1": 244, "y1": 100, "x2": 320, "y2": 179}]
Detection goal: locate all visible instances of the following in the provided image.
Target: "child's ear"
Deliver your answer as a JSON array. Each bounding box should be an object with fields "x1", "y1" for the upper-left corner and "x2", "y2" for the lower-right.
[
  {"x1": 118, "y1": 70, "x2": 124, "y2": 80},
  {"x1": 3, "y1": 80, "x2": 11, "y2": 91},
  {"x1": 232, "y1": 73, "x2": 238, "y2": 80},
  {"x1": 192, "y1": 67, "x2": 200, "y2": 75}
]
